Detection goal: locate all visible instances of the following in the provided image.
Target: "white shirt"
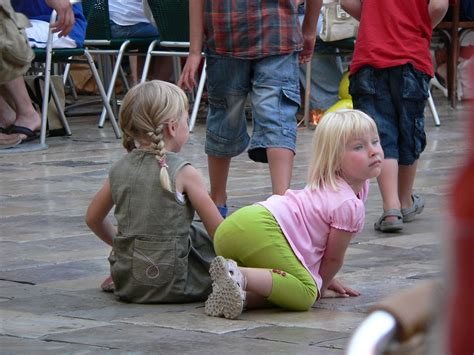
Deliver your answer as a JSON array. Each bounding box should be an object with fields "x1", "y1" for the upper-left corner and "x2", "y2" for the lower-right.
[{"x1": 109, "y1": 0, "x2": 150, "y2": 26}]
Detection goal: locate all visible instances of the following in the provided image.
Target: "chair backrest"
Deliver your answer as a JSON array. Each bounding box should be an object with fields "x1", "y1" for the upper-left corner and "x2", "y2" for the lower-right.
[
  {"x1": 146, "y1": 0, "x2": 189, "y2": 42},
  {"x1": 83, "y1": 0, "x2": 112, "y2": 40}
]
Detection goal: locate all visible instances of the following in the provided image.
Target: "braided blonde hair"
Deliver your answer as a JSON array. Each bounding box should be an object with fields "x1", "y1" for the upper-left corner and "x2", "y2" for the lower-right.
[{"x1": 119, "y1": 80, "x2": 189, "y2": 192}]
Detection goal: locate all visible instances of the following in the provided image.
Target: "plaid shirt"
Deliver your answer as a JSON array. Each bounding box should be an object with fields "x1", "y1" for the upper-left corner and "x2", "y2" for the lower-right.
[{"x1": 204, "y1": 0, "x2": 303, "y2": 59}]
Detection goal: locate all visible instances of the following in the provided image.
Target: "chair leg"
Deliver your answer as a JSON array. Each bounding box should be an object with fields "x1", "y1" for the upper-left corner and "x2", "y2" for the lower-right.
[
  {"x1": 172, "y1": 57, "x2": 181, "y2": 82},
  {"x1": 141, "y1": 40, "x2": 159, "y2": 83},
  {"x1": 99, "y1": 40, "x2": 130, "y2": 128},
  {"x1": 66, "y1": 73, "x2": 78, "y2": 101},
  {"x1": 39, "y1": 12, "x2": 58, "y2": 146},
  {"x1": 119, "y1": 65, "x2": 130, "y2": 91},
  {"x1": 427, "y1": 90, "x2": 441, "y2": 127},
  {"x1": 83, "y1": 50, "x2": 121, "y2": 138},
  {"x1": 430, "y1": 77, "x2": 448, "y2": 97},
  {"x1": 189, "y1": 60, "x2": 206, "y2": 132},
  {"x1": 63, "y1": 62, "x2": 71, "y2": 85}
]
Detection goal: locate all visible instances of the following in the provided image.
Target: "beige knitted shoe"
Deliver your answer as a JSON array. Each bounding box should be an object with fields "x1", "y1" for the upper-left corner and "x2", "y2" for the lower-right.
[{"x1": 204, "y1": 256, "x2": 246, "y2": 319}]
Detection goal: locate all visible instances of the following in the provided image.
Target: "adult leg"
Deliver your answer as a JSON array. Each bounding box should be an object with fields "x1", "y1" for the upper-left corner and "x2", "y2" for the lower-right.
[
  {"x1": 1, "y1": 77, "x2": 41, "y2": 140},
  {"x1": 149, "y1": 57, "x2": 174, "y2": 82},
  {"x1": 138, "y1": 56, "x2": 174, "y2": 83},
  {"x1": 0, "y1": 95, "x2": 16, "y2": 127}
]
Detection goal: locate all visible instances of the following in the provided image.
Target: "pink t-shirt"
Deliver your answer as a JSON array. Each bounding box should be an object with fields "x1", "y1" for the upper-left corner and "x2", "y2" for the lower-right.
[{"x1": 259, "y1": 179, "x2": 369, "y2": 292}]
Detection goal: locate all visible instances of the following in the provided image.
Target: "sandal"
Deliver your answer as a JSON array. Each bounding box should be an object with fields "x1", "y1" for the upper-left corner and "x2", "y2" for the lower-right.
[
  {"x1": 401, "y1": 194, "x2": 425, "y2": 222},
  {"x1": 217, "y1": 204, "x2": 228, "y2": 218},
  {"x1": 374, "y1": 208, "x2": 403, "y2": 232}
]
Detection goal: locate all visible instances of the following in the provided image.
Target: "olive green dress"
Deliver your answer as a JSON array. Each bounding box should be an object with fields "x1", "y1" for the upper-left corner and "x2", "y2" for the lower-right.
[{"x1": 108, "y1": 150, "x2": 215, "y2": 303}]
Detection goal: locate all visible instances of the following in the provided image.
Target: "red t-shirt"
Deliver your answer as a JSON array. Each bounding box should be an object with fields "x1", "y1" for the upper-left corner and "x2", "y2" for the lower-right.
[{"x1": 350, "y1": 0, "x2": 434, "y2": 76}]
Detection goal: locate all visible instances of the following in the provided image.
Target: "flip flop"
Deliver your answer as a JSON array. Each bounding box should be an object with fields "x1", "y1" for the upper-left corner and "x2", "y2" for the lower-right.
[
  {"x1": 401, "y1": 194, "x2": 425, "y2": 222},
  {"x1": 374, "y1": 208, "x2": 403, "y2": 232},
  {"x1": 7, "y1": 125, "x2": 40, "y2": 143}
]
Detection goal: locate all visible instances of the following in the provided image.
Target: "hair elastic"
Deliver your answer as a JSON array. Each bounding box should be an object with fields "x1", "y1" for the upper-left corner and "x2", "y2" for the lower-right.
[{"x1": 159, "y1": 157, "x2": 168, "y2": 168}]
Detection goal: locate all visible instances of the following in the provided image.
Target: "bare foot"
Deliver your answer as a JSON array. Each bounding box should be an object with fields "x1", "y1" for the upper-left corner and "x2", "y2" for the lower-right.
[
  {"x1": 13, "y1": 110, "x2": 41, "y2": 141},
  {"x1": 0, "y1": 132, "x2": 21, "y2": 148}
]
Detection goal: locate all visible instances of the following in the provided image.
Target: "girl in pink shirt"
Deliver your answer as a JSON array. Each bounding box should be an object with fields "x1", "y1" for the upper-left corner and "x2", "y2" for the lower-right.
[{"x1": 204, "y1": 109, "x2": 384, "y2": 319}]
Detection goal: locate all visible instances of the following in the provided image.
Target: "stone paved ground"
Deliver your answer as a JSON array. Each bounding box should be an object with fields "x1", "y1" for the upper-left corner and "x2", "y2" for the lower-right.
[{"x1": 0, "y1": 93, "x2": 469, "y2": 354}]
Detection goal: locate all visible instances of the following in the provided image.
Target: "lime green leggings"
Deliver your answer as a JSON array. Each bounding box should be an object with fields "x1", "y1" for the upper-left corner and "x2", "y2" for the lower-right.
[{"x1": 213, "y1": 205, "x2": 318, "y2": 311}]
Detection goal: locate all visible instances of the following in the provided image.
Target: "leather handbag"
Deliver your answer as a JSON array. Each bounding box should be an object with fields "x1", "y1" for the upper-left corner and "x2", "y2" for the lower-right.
[{"x1": 319, "y1": 0, "x2": 359, "y2": 42}]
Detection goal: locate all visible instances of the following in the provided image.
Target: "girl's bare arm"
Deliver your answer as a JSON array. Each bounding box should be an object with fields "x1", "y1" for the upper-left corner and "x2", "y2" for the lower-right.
[
  {"x1": 318, "y1": 227, "x2": 353, "y2": 294},
  {"x1": 85, "y1": 179, "x2": 116, "y2": 246},
  {"x1": 177, "y1": 165, "x2": 223, "y2": 238}
]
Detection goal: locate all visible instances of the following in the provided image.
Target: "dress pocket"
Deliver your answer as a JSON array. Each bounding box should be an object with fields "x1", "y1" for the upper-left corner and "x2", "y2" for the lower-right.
[{"x1": 131, "y1": 237, "x2": 181, "y2": 286}]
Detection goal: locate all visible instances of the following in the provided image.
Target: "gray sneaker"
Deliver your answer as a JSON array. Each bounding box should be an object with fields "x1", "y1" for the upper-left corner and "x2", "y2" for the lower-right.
[{"x1": 204, "y1": 256, "x2": 246, "y2": 319}]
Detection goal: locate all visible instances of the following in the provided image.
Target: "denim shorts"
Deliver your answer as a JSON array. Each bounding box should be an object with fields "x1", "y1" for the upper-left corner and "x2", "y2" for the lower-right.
[
  {"x1": 204, "y1": 52, "x2": 301, "y2": 158},
  {"x1": 109, "y1": 21, "x2": 159, "y2": 39},
  {"x1": 349, "y1": 63, "x2": 430, "y2": 165}
]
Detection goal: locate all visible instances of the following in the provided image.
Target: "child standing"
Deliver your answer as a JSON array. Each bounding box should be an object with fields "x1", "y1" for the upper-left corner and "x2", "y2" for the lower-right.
[
  {"x1": 178, "y1": 0, "x2": 321, "y2": 217},
  {"x1": 203, "y1": 110, "x2": 383, "y2": 319},
  {"x1": 341, "y1": 0, "x2": 449, "y2": 232},
  {"x1": 86, "y1": 81, "x2": 222, "y2": 303}
]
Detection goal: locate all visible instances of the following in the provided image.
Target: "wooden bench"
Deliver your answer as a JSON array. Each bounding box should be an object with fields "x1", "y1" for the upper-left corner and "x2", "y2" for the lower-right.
[{"x1": 436, "y1": 0, "x2": 474, "y2": 108}]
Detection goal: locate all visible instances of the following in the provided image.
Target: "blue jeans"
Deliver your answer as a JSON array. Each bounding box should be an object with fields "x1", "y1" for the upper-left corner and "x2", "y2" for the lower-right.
[
  {"x1": 298, "y1": 13, "x2": 343, "y2": 110},
  {"x1": 204, "y1": 52, "x2": 301, "y2": 159},
  {"x1": 109, "y1": 21, "x2": 159, "y2": 39},
  {"x1": 299, "y1": 43, "x2": 343, "y2": 110},
  {"x1": 349, "y1": 63, "x2": 430, "y2": 165}
]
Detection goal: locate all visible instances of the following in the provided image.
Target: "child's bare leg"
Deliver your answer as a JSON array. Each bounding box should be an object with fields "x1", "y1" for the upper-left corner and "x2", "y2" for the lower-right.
[
  {"x1": 208, "y1": 155, "x2": 231, "y2": 206},
  {"x1": 240, "y1": 267, "x2": 272, "y2": 296},
  {"x1": 377, "y1": 158, "x2": 401, "y2": 222},
  {"x1": 240, "y1": 267, "x2": 273, "y2": 308},
  {"x1": 398, "y1": 161, "x2": 418, "y2": 209},
  {"x1": 245, "y1": 291, "x2": 270, "y2": 309},
  {"x1": 267, "y1": 147, "x2": 294, "y2": 195}
]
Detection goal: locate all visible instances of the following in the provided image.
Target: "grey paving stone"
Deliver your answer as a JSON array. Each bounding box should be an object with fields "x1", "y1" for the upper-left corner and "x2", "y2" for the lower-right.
[
  {"x1": 0, "y1": 95, "x2": 468, "y2": 353},
  {"x1": 44, "y1": 323, "x2": 342, "y2": 354},
  {"x1": 0, "y1": 335, "x2": 114, "y2": 354}
]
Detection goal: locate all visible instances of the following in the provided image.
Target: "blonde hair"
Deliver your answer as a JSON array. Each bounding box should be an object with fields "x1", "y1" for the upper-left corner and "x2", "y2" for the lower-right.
[
  {"x1": 307, "y1": 109, "x2": 378, "y2": 191},
  {"x1": 119, "y1": 80, "x2": 189, "y2": 192}
]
